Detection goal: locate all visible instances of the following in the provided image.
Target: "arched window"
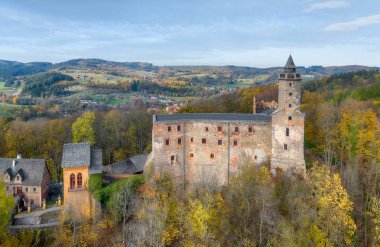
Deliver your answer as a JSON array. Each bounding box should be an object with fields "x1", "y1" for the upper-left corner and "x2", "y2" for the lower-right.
[
  {"x1": 70, "y1": 174, "x2": 75, "y2": 189},
  {"x1": 77, "y1": 173, "x2": 83, "y2": 188},
  {"x1": 210, "y1": 153, "x2": 215, "y2": 159}
]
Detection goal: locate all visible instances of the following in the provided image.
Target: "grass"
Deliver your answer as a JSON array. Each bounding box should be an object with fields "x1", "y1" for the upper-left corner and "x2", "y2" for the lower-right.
[{"x1": 0, "y1": 104, "x2": 22, "y2": 116}]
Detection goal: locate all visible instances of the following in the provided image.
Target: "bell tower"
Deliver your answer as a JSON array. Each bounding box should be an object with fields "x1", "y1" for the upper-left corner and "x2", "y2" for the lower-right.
[{"x1": 271, "y1": 55, "x2": 305, "y2": 175}]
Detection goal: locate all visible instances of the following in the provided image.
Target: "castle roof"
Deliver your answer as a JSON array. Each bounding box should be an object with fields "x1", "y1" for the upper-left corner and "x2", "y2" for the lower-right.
[
  {"x1": 104, "y1": 154, "x2": 148, "y2": 175},
  {"x1": 62, "y1": 142, "x2": 102, "y2": 174},
  {"x1": 285, "y1": 55, "x2": 296, "y2": 69},
  {"x1": 154, "y1": 113, "x2": 272, "y2": 123},
  {"x1": 0, "y1": 158, "x2": 46, "y2": 186}
]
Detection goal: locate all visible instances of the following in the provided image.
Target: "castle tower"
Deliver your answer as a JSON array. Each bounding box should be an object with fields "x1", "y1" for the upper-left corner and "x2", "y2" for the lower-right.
[{"x1": 270, "y1": 55, "x2": 305, "y2": 174}]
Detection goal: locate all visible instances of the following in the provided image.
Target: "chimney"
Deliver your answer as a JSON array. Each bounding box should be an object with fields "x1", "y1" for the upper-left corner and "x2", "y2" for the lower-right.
[
  {"x1": 12, "y1": 159, "x2": 16, "y2": 168},
  {"x1": 17, "y1": 154, "x2": 22, "y2": 159},
  {"x1": 253, "y1": 96, "x2": 256, "y2": 114}
]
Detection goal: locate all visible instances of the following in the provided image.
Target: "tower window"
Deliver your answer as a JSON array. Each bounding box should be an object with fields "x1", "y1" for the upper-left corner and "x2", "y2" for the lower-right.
[
  {"x1": 210, "y1": 153, "x2": 215, "y2": 159},
  {"x1": 235, "y1": 127, "x2": 239, "y2": 133},
  {"x1": 233, "y1": 140, "x2": 238, "y2": 146},
  {"x1": 190, "y1": 138, "x2": 194, "y2": 143},
  {"x1": 254, "y1": 155, "x2": 257, "y2": 160},
  {"x1": 284, "y1": 144, "x2": 288, "y2": 150},
  {"x1": 190, "y1": 153, "x2": 194, "y2": 158},
  {"x1": 289, "y1": 92, "x2": 293, "y2": 96},
  {"x1": 165, "y1": 139, "x2": 170, "y2": 146},
  {"x1": 286, "y1": 128, "x2": 289, "y2": 137},
  {"x1": 289, "y1": 104, "x2": 292, "y2": 108},
  {"x1": 205, "y1": 127, "x2": 209, "y2": 132},
  {"x1": 168, "y1": 126, "x2": 171, "y2": 132},
  {"x1": 77, "y1": 173, "x2": 83, "y2": 188},
  {"x1": 202, "y1": 138, "x2": 206, "y2": 144},
  {"x1": 170, "y1": 156, "x2": 175, "y2": 164},
  {"x1": 178, "y1": 138, "x2": 182, "y2": 145},
  {"x1": 70, "y1": 174, "x2": 75, "y2": 189},
  {"x1": 25, "y1": 187, "x2": 28, "y2": 192},
  {"x1": 177, "y1": 125, "x2": 181, "y2": 131},
  {"x1": 218, "y1": 139, "x2": 222, "y2": 145},
  {"x1": 288, "y1": 116, "x2": 292, "y2": 121},
  {"x1": 248, "y1": 126, "x2": 253, "y2": 133},
  {"x1": 289, "y1": 82, "x2": 292, "y2": 86},
  {"x1": 218, "y1": 126, "x2": 222, "y2": 132}
]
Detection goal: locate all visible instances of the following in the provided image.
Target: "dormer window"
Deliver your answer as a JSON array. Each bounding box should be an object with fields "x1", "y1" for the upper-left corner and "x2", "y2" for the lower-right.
[{"x1": 16, "y1": 175, "x2": 20, "y2": 181}]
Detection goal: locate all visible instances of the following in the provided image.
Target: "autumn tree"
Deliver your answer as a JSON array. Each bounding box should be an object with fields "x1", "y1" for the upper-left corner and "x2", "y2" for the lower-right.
[
  {"x1": 0, "y1": 178, "x2": 14, "y2": 243},
  {"x1": 309, "y1": 165, "x2": 356, "y2": 245},
  {"x1": 72, "y1": 111, "x2": 96, "y2": 144}
]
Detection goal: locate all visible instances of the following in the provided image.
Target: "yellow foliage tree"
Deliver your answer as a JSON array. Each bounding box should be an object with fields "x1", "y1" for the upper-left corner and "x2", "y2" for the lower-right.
[{"x1": 309, "y1": 165, "x2": 356, "y2": 245}]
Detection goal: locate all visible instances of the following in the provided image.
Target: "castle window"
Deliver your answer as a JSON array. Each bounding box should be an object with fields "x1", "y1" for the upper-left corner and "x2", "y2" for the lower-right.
[
  {"x1": 289, "y1": 92, "x2": 293, "y2": 96},
  {"x1": 289, "y1": 104, "x2": 292, "y2": 108},
  {"x1": 77, "y1": 173, "x2": 83, "y2": 188},
  {"x1": 190, "y1": 153, "x2": 194, "y2": 158},
  {"x1": 178, "y1": 138, "x2": 182, "y2": 145},
  {"x1": 218, "y1": 140, "x2": 222, "y2": 145},
  {"x1": 190, "y1": 138, "x2": 194, "y2": 143},
  {"x1": 177, "y1": 125, "x2": 181, "y2": 131},
  {"x1": 233, "y1": 140, "x2": 238, "y2": 146},
  {"x1": 70, "y1": 174, "x2": 75, "y2": 189},
  {"x1": 31, "y1": 199, "x2": 35, "y2": 205},
  {"x1": 168, "y1": 126, "x2": 172, "y2": 132},
  {"x1": 218, "y1": 126, "x2": 222, "y2": 132},
  {"x1": 284, "y1": 144, "x2": 288, "y2": 150},
  {"x1": 25, "y1": 187, "x2": 28, "y2": 192},
  {"x1": 254, "y1": 155, "x2": 257, "y2": 160},
  {"x1": 202, "y1": 138, "x2": 206, "y2": 144},
  {"x1": 33, "y1": 187, "x2": 37, "y2": 192},
  {"x1": 286, "y1": 128, "x2": 289, "y2": 137},
  {"x1": 205, "y1": 127, "x2": 209, "y2": 132},
  {"x1": 235, "y1": 127, "x2": 239, "y2": 133},
  {"x1": 210, "y1": 153, "x2": 215, "y2": 159},
  {"x1": 288, "y1": 116, "x2": 292, "y2": 121},
  {"x1": 289, "y1": 82, "x2": 292, "y2": 86},
  {"x1": 170, "y1": 155, "x2": 175, "y2": 164},
  {"x1": 165, "y1": 139, "x2": 170, "y2": 146},
  {"x1": 248, "y1": 126, "x2": 253, "y2": 133}
]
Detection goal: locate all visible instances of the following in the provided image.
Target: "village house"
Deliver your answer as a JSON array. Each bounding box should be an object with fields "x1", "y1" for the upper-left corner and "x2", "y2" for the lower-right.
[{"x1": 0, "y1": 155, "x2": 50, "y2": 210}]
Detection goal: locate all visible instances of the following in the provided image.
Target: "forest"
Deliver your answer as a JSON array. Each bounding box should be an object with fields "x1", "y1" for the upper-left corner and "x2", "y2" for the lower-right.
[{"x1": 0, "y1": 70, "x2": 380, "y2": 246}]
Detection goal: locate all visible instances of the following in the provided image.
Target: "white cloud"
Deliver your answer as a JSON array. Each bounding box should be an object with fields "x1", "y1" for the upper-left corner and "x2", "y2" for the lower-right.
[
  {"x1": 325, "y1": 14, "x2": 380, "y2": 31},
  {"x1": 305, "y1": 1, "x2": 350, "y2": 12}
]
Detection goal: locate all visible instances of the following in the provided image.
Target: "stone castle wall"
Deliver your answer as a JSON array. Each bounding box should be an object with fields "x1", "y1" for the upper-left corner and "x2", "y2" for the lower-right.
[{"x1": 152, "y1": 120, "x2": 272, "y2": 186}]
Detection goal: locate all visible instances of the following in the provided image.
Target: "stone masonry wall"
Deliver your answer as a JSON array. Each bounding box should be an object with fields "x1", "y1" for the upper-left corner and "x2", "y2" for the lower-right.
[{"x1": 152, "y1": 120, "x2": 272, "y2": 186}]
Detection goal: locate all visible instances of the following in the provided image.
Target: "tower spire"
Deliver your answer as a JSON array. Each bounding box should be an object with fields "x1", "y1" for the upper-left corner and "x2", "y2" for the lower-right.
[{"x1": 284, "y1": 54, "x2": 296, "y2": 73}]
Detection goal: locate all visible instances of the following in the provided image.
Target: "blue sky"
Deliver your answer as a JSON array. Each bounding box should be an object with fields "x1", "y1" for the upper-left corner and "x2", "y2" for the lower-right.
[{"x1": 0, "y1": 0, "x2": 379, "y2": 67}]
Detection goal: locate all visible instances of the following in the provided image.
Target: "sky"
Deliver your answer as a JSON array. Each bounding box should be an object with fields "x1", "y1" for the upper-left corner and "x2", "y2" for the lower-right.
[{"x1": 0, "y1": 0, "x2": 379, "y2": 67}]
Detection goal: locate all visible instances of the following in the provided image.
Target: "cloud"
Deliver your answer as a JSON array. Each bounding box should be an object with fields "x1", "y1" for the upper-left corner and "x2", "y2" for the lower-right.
[
  {"x1": 305, "y1": 1, "x2": 350, "y2": 12},
  {"x1": 325, "y1": 14, "x2": 380, "y2": 31}
]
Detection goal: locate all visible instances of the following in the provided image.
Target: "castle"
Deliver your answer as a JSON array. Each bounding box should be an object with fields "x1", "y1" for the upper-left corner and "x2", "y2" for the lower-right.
[{"x1": 151, "y1": 55, "x2": 305, "y2": 186}]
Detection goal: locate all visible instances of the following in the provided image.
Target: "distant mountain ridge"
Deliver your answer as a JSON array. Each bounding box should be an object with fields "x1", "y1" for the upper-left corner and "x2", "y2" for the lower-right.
[{"x1": 0, "y1": 58, "x2": 378, "y2": 82}]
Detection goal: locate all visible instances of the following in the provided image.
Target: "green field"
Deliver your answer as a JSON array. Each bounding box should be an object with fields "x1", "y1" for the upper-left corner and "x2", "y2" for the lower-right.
[{"x1": 0, "y1": 104, "x2": 22, "y2": 116}]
